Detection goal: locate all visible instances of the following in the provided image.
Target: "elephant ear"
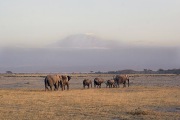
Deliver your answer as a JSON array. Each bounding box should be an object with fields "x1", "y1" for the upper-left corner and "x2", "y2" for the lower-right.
[
  {"x1": 58, "y1": 75, "x2": 62, "y2": 80},
  {"x1": 67, "y1": 76, "x2": 71, "y2": 81}
]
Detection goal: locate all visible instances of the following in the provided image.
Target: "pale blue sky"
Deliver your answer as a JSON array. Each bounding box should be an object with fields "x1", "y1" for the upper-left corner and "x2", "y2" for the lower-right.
[{"x1": 0, "y1": 0, "x2": 180, "y2": 47}]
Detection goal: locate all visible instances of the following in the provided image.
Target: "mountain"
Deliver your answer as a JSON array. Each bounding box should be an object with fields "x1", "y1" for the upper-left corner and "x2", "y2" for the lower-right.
[
  {"x1": 51, "y1": 34, "x2": 120, "y2": 49},
  {"x1": 0, "y1": 34, "x2": 179, "y2": 73}
]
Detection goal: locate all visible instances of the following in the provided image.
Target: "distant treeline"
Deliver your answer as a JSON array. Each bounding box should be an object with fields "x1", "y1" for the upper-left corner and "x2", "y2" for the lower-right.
[{"x1": 95, "y1": 69, "x2": 180, "y2": 74}]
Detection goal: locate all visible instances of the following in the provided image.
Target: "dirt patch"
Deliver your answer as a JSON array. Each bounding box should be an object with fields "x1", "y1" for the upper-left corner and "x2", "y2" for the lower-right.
[
  {"x1": 127, "y1": 107, "x2": 154, "y2": 115},
  {"x1": 154, "y1": 106, "x2": 180, "y2": 113}
]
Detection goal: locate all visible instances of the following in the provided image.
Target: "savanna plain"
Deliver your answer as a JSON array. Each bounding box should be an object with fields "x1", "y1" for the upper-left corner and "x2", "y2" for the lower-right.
[{"x1": 0, "y1": 74, "x2": 180, "y2": 120}]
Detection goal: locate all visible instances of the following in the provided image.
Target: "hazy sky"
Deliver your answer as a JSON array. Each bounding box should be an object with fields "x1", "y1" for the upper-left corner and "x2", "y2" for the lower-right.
[
  {"x1": 1, "y1": 0, "x2": 180, "y2": 47},
  {"x1": 0, "y1": 0, "x2": 180, "y2": 72}
]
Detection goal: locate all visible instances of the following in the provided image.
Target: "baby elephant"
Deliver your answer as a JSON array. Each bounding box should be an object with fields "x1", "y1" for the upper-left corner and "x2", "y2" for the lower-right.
[
  {"x1": 94, "y1": 77, "x2": 104, "y2": 88},
  {"x1": 83, "y1": 79, "x2": 92, "y2": 89},
  {"x1": 105, "y1": 79, "x2": 116, "y2": 88}
]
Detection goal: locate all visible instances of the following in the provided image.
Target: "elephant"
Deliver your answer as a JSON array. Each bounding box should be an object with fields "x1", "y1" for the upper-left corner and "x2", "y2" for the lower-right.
[
  {"x1": 105, "y1": 79, "x2": 116, "y2": 88},
  {"x1": 83, "y1": 79, "x2": 92, "y2": 89},
  {"x1": 94, "y1": 77, "x2": 104, "y2": 88},
  {"x1": 113, "y1": 75, "x2": 129, "y2": 87},
  {"x1": 44, "y1": 74, "x2": 62, "y2": 91},
  {"x1": 60, "y1": 75, "x2": 71, "y2": 91}
]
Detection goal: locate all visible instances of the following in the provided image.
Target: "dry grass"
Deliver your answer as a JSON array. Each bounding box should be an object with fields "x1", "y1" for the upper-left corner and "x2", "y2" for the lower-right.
[{"x1": 0, "y1": 86, "x2": 180, "y2": 120}]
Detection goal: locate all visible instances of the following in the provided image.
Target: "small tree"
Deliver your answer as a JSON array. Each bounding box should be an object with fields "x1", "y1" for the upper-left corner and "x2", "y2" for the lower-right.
[
  {"x1": 158, "y1": 69, "x2": 164, "y2": 74},
  {"x1": 6, "y1": 71, "x2": 13, "y2": 74}
]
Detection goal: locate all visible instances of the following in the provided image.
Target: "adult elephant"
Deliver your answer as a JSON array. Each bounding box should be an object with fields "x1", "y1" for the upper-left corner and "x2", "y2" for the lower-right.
[
  {"x1": 113, "y1": 75, "x2": 129, "y2": 87},
  {"x1": 60, "y1": 75, "x2": 71, "y2": 91},
  {"x1": 44, "y1": 74, "x2": 62, "y2": 91},
  {"x1": 94, "y1": 77, "x2": 104, "y2": 88},
  {"x1": 105, "y1": 79, "x2": 116, "y2": 88},
  {"x1": 83, "y1": 79, "x2": 92, "y2": 89}
]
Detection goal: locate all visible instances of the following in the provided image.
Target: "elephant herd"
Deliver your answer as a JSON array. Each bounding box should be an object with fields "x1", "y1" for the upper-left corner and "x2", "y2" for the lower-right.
[
  {"x1": 44, "y1": 74, "x2": 71, "y2": 91},
  {"x1": 44, "y1": 74, "x2": 129, "y2": 91}
]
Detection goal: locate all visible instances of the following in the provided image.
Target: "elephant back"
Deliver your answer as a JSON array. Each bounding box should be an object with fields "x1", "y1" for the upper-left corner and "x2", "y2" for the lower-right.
[
  {"x1": 107, "y1": 79, "x2": 115, "y2": 84},
  {"x1": 83, "y1": 79, "x2": 91, "y2": 84},
  {"x1": 114, "y1": 74, "x2": 129, "y2": 84},
  {"x1": 46, "y1": 75, "x2": 61, "y2": 84},
  {"x1": 94, "y1": 77, "x2": 104, "y2": 83}
]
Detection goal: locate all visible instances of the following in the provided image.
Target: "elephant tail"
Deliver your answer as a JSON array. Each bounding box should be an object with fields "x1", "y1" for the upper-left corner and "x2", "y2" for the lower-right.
[
  {"x1": 127, "y1": 78, "x2": 129, "y2": 87},
  {"x1": 126, "y1": 75, "x2": 129, "y2": 87},
  {"x1": 94, "y1": 80, "x2": 96, "y2": 87},
  {"x1": 59, "y1": 80, "x2": 63, "y2": 88},
  {"x1": 44, "y1": 77, "x2": 48, "y2": 91}
]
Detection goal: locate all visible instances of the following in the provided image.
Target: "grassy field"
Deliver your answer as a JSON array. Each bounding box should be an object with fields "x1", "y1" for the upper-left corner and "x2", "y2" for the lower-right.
[
  {"x1": 0, "y1": 86, "x2": 180, "y2": 120},
  {"x1": 0, "y1": 74, "x2": 180, "y2": 120}
]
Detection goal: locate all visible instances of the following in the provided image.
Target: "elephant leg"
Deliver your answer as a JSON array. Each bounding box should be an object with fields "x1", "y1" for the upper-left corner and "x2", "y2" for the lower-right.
[
  {"x1": 56, "y1": 83, "x2": 59, "y2": 90},
  {"x1": 63, "y1": 85, "x2": 65, "y2": 90},
  {"x1": 45, "y1": 85, "x2": 49, "y2": 91},
  {"x1": 56, "y1": 85, "x2": 59, "y2": 90},
  {"x1": 57, "y1": 82, "x2": 60, "y2": 90},
  {"x1": 128, "y1": 80, "x2": 129, "y2": 87},
  {"x1": 123, "y1": 84, "x2": 125, "y2": 87},
  {"x1": 60, "y1": 82, "x2": 63, "y2": 89},
  {"x1": 53, "y1": 84, "x2": 56, "y2": 91},
  {"x1": 50, "y1": 86, "x2": 53, "y2": 91},
  {"x1": 61, "y1": 84, "x2": 64, "y2": 91},
  {"x1": 88, "y1": 84, "x2": 89, "y2": 89},
  {"x1": 123, "y1": 81, "x2": 126, "y2": 87},
  {"x1": 57, "y1": 82, "x2": 59, "y2": 88},
  {"x1": 116, "y1": 81, "x2": 119, "y2": 88},
  {"x1": 45, "y1": 87, "x2": 48, "y2": 91},
  {"x1": 67, "y1": 84, "x2": 69, "y2": 90}
]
